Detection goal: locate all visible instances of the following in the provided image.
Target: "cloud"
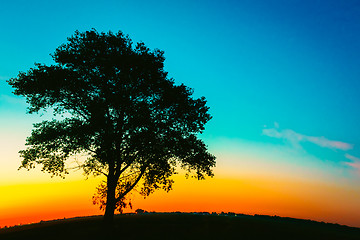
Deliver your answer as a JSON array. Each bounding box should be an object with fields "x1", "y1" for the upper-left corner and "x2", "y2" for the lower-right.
[
  {"x1": 345, "y1": 154, "x2": 360, "y2": 173},
  {"x1": 264, "y1": 123, "x2": 360, "y2": 176},
  {"x1": 306, "y1": 136, "x2": 353, "y2": 150},
  {"x1": 262, "y1": 127, "x2": 353, "y2": 151},
  {"x1": 345, "y1": 153, "x2": 360, "y2": 162}
]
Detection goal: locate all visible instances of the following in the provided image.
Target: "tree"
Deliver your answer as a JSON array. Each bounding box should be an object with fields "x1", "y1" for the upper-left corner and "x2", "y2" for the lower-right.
[{"x1": 7, "y1": 29, "x2": 216, "y2": 224}]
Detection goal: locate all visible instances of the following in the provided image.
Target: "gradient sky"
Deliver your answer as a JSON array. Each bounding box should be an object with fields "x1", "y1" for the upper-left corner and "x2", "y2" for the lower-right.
[{"x1": 1, "y1": 0, "x2": 360, "y2": 228}]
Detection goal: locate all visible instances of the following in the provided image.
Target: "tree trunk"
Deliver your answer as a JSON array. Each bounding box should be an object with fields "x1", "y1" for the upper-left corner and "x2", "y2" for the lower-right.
[{"x1": 103, "y1": 174, "x2": 117, "y2": 225}]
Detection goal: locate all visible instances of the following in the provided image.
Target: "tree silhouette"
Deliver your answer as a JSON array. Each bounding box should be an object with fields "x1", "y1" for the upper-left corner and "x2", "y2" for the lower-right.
[{"x1": 7, "y1": 29, "x2": 216, "y2": 224}]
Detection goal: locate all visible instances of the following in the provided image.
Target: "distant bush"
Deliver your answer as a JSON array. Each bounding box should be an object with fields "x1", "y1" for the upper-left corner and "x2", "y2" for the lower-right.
[{"x1": 135, "y1": 209, "x2": 147, "y2": 214}]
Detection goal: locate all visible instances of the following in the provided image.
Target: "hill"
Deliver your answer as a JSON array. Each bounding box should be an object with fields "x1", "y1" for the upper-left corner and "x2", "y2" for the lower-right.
[{"x1": 0, "y1": 213, "x2": 359, "y2": 240}]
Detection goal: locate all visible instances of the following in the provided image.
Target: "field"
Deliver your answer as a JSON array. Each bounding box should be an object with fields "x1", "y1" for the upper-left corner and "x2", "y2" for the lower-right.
[{"x1": 1, "y1": 213, "x2": 360, "y2": 240}]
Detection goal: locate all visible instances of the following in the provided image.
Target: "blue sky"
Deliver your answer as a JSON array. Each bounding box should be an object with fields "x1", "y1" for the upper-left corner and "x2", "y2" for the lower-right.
[
  {"x1": 1, "y1": 0, "x2": 360, "y2": 166},
  {"x1": 1, "y1": 0, "x2": 360, "y2": 218}
]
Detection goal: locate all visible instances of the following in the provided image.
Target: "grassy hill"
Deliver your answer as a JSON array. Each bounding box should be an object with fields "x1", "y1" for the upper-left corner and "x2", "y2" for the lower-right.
[{"x1": 1, "y1": 213, "x2": 360, "y2": 240}]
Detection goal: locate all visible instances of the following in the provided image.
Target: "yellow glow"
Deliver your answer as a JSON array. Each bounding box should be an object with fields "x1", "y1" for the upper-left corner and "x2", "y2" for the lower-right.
[
  {"x1": 1, "y1": 173, "x2": 360, "y2": 228},
  {"x1": 0, "y1": 178, "x2": 102, "y2": 227}
]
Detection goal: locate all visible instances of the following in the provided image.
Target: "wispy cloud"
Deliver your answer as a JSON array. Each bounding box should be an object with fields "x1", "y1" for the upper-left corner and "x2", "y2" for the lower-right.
[
  {"x1": 0, "y1": 76, "x2": 9, "y2": 80},
  {"x1": 263, "y1": 125, "x2": 353, "y2": 151},
  {"x1": 345, "y1": 154, "x2": 360, "y2": 162},
  {"x1": 345, "y1": 154, "x2": 360, "y2": 174},
  {"x1": 263, "y1": 123, "x2": 360, "y2": 175}
]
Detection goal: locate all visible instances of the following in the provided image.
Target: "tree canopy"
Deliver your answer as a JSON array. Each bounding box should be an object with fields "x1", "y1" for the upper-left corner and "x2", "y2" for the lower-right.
[{"x1": 8, "y1": 29, "x2": 216, "y2": 223}]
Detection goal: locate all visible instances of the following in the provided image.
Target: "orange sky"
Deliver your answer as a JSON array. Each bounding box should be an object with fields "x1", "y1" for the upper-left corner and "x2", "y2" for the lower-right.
[{"x1": 1, "y1": 173, "x2": 359, "y2": 228}]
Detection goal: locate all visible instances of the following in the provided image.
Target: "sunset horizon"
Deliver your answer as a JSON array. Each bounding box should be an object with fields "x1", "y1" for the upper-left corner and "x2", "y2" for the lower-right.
[{"x1": 1, "y1": 0, "x2": 360, "y2": 231}]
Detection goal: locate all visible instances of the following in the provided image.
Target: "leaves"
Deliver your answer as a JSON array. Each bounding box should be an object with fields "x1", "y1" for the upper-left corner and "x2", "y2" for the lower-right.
[
  {"x1": 92, "y1": 181, "x2": 133, "y2": 213},
  {"x1": 8, "y1": 29, "x2": 216, "y2": 215}
]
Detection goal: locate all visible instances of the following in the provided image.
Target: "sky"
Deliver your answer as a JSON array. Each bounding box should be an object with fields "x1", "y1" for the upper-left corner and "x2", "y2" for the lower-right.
[{"x1": 1, "y1": 0, "x2": 360, "y2": 228}]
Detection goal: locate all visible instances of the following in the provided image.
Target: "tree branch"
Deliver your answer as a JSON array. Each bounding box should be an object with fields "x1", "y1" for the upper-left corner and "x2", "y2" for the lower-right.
[
  {"x1": 66, "y1": 160, "x2": 108, "y2": 177},
  {"x1": 84, "y1": 146, "x2": 97, "y2": 155},
  {"x1": 116, "y1": 167, "x2": 146, "y2": 202},
  {"x1": 59, "y1": 98, "x2": 89, "y2": 121},
  {"x1": 118, "y1": 170, "x2": 142, "y2": 180},
  {"x1": 114, "y1": 152, "x2": 138, "y2": 180},
  {"x1": 90, "y1": 167, "x2": 108, "y2": 177}
]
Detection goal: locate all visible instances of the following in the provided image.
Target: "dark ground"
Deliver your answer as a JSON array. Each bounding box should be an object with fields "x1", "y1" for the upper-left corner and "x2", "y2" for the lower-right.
[{"x1": 0, "y1": 213, "x2": 359, "y2": 240}]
